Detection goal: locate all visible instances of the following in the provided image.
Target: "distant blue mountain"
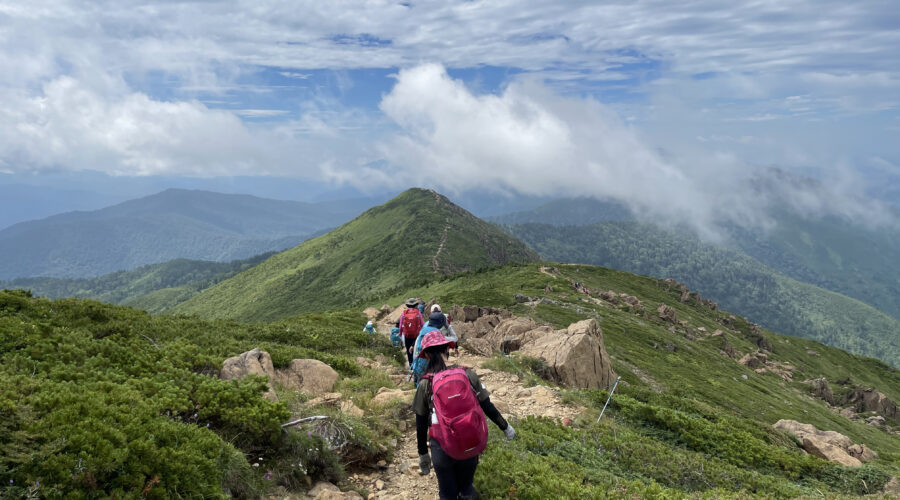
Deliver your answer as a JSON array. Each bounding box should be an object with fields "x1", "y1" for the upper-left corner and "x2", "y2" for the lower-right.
[{"x1": 0, "y1": 189, "x2": 377, "y2": 279}]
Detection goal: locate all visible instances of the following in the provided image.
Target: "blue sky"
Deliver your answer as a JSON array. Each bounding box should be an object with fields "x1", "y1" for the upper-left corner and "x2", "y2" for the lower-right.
[{"x1": 1, "y1": 0, "x2": 898, "y2": 230}]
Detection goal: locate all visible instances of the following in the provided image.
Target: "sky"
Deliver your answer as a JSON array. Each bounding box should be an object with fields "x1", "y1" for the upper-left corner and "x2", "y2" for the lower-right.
[{"x1": 1, "y1": 0, "x2": 898, "y2": 231}]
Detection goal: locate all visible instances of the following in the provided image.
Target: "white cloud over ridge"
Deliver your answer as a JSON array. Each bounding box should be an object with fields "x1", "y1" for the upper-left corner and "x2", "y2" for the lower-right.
[
  {"x1": 0, "y1": 0, "x2": 897, "y2": 230},
  {"x1": 373, "y1": 65, "x2": 896, "y2": 233}
]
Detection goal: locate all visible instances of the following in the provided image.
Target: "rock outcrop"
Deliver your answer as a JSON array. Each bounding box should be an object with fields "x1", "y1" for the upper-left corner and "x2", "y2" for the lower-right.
[
  {"x1": 275, "y1": 359, "x2": 339, "y2": 396},
  {"x1": 844, "y1": 387, "x2": 899, "y2": 419},
  {"x1": 451, "y1": 307, "x2": 616, "y2": 390},
  {"x1": 773, "y1": 419, "x2": 877, "y2": 467},
  {"x1": 518, "y1": 319, "x2": 617, "y2": 390},
  {"x1": 220, "y1": 348, "x2": 278, "y2": 401},
  {"x1": 657, "y1": 304, "x2": 678, "y2": 323},
  {"x1": 808, "y1": 378, "x2": 835, "y2": 405}
]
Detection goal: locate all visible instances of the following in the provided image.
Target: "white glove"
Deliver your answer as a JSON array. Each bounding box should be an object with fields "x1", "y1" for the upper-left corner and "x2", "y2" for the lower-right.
[{"x1": 504, "y1": 424, "x2": 516, "y2": 441}]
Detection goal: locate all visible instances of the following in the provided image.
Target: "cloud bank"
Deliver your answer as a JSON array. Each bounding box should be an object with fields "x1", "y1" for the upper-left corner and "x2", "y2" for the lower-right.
[{"x1": 372, "y1": 65, "x2": 895, "y2": 233}]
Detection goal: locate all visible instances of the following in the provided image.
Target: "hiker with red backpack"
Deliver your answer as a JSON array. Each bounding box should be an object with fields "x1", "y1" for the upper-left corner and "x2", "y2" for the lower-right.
[
  {"x1": 400, "y1": 298, "x2": 425, "y2": 367},
  {"x1": 413, "y1": 331, "x2": 516, "y2": 499}
]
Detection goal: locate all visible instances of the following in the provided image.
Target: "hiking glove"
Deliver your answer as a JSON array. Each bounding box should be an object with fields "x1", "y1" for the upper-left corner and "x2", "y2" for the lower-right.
[
  {"x1": 418, "y1": 454, "x2": 431, "y2": 475},
  {"x1": 504, "y1": 424, "x2": 517, "y2": 441}
]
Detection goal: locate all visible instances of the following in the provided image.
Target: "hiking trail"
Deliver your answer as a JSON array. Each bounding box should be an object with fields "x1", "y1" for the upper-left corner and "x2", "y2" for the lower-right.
[
  {"x1": 431, "y1": 217, "x2": 450, "y2": 273},
  {"x1": 335, "y1": 316, "x2": 583, "y2": 500}
]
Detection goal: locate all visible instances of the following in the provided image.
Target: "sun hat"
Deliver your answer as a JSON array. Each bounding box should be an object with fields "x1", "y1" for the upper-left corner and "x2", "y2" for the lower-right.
[
  {"x1": 431, "y1": 304, "x2": 442, "y2": 313},
  {"x1": 417, "y1": 330, "x2": 452, "y2": 358},
  {"x1": 405, "y1": 297, "x2": 418, "y2": 307}
]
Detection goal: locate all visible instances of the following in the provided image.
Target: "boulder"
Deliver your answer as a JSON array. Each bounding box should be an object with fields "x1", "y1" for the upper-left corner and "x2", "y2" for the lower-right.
[
  {"x1": 463, "y1": 338, "x2": 494, "y2": 357},
  {"x1": 802, "y1": 437, "x2": 862, "y2": 467},
  {"x1": 774, "y1": 419, "x2": 863, "y2": 467},
  {"x1": 307, "y1": 392, "x2": 343, "y2": 408},
  {"x1": 739, "y1": 353, "x2": 763, "y2": 369},
  {"x1": 657, "y1": 304, "x2": 678, "y2": 323},
  {"x1": 711, "y1": 329, "x2": 723, "y2": 337},
  {"x1": 276, "y1": 359, "x2": 339, "y2": 396},
  {"x1": 600, "y1": 291, "x2": 619, "y2": 304},
  {"x1": 622, "y1": 295, "x2": 643, "y2": 308},
  {"x1": 314, "y1": 490, "x2": 363, "y2": 500},
  {"x1": 840, "y1": 407, "x2": 858, "y2": 420},
  {"x1": 845, "y1": 387, "x2": 899, "y2": 419},
  {"x1": 309, "y1": 481, "x2": 340, "y2": 497},
  {"x1": 370, "y1": 387, "x2": 416, "y2": 407},
  {"x1": 847, "y1": 444, "x2": 878, "y2": 462},
  {"x1": 385, "y1": 305, "x2": 406, "y2": 326},
  {"x1": 809, "y1": 378, "x2": 835, "y2": 405},
  {"x1": 519, "y1": 319, "x2": 616, "y2": 389},
  {"x1": 220, "y1": 348, "x2": 278, "y2": 401},
  {"x1": 340, "y1": 400, "x2": 364, "y2": 418},
  {"x1": 363, "y1": 307, "x2": 380, "y2": 320},
  {"x1": 867, "y1": 415, "x2": 887, "y2": 427}
]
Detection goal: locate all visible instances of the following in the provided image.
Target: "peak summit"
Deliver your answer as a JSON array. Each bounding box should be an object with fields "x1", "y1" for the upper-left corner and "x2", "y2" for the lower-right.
[{"x1": 174, "y1": 189, "x2": 539, "y2": 321}]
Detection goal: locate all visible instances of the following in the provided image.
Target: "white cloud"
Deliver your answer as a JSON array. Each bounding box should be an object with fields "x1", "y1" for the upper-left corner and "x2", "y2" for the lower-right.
[
  {"x1": 0, "y1": 77, "x2": 337, "y2": 177},
  {"x1": 372, "y1": 64, "x2": 743, "y2": 233}
]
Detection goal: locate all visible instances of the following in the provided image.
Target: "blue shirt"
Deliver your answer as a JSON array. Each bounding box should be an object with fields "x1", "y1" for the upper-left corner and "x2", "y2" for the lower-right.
[{"x1": 411, "y1": 324, "x2": 441, "y2": 377}]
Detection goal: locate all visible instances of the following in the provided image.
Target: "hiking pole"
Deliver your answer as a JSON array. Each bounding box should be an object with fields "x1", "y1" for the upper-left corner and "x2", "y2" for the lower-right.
[{"x1": 597, "y1": 376, "x2": 621, "y2": 422}]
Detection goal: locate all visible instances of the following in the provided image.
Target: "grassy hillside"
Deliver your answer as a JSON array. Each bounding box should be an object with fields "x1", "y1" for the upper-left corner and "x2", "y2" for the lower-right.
[
  {"x1": 5, "y1": 260, "x2": 900, "y2": 497},
  {"x1": 375, "y1": 262, "x2": 900, "y2": 497},
  {"x1": 173, "y1": 189, "x2": 540, "y2": 322},
  {"x1": 0, "y1": 290, "x2": 403, "y2": 498},
  {"x1": 0, "y1": 189, "x2": 369, "y2": 279},
  {"x1": 503, "y1": 222, "x2": 900, "y2": 368},
  {"x1": 0, "y1": 253, "x2": 275, "y2": 313}
]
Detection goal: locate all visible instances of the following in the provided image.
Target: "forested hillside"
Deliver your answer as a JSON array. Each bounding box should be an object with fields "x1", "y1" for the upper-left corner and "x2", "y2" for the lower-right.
[
  {"x1": 0, "y1": 253, "x2": 274, "y2": 313},
  {"x1": 0, "y1": 189, "x2": 371, "y2": 279},
  {"x1": 503, "y1": 222, "x2": 900, "y2": 367},
  {"x1": 173, "y1": 189, "x2": 540, "y2": 322}
]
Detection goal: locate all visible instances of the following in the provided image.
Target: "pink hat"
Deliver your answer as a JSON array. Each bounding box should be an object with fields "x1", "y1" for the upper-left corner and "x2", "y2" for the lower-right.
[{"x1": 417, "y1": 330, "x2": 452, "y2": 358}]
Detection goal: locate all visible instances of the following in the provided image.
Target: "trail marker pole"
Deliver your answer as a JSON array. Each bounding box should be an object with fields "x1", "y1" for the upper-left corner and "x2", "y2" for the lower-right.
[{"x1": 597, "y1": 376, "x2": 621, "y2": 422}]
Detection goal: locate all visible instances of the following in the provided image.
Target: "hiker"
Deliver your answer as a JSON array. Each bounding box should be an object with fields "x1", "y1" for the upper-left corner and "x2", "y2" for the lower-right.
[
  {"x1": 417, "y1": 298, "x2": 427, "y2": 316},
  {"x1": 400, "y1": 298, "x2": 425, "y2": 367},
  {"x1": 411, "y1": 311, "x2": 451, "y2": 385},
  {"x1": 390, "y1": 320, "x2": 403, "y2": 347},
  {"x1": 431, "y1": 304, "x2": 458, "y2": 350},
  {"x1": 413, "y1": 331, "x2": 516, "y2": 499},
  {"x1": 363, "y1": 321, "x2": 377, "y2": 336}
]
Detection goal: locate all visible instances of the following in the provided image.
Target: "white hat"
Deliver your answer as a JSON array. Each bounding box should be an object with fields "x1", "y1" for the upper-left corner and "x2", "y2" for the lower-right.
[
  {"x1": 366, "y1": 320, "x2": 373, "y2": 325},
  {"x1": 431, "y1": 304, "x2": 442, "y2": 313}
]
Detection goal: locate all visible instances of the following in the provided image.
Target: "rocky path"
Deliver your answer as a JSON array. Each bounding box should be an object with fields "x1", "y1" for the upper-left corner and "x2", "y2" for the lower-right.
[
  {"x1": 430, "y1": 217, "x2": 450, "y2": 273},
  {"x1": 346, "y1": 321, "x2": 583, "y2": 499}
]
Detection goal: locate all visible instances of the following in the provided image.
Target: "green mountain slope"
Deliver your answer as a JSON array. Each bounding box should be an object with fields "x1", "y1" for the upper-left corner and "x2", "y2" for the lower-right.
[
  {"x1": 4, "y1": 259, "x2": 900, "y2": 497},
  {"x1": 727, "y1": 211, "x2": 900, "y2": 321},
  {"x1": 0, "y1": 252, "x2": 274, "y2": 313},
  {"x1": 502, "y1": 222, "x2": 900, "y2": 367},
  {"x1": 0, "y1": 189, "x2": 372, "y2": 279},
  {"x1": 173, "y1": 189, "x2": 540, "y2": 321},
  {"x1": 377, "y1": 263, "x2": 900, "y2": 497},
  {"x1": 492, "y1": 194, "x2": 900, "y2": 325}
]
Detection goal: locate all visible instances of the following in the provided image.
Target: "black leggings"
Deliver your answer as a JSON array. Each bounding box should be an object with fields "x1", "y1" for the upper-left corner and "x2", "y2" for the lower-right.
[
  {"x1": 405, "y1": 335, "x2": 416, "y2": 367},
  {"x1": 430, "y1": 438, "x2": 478, "y2": 500}
]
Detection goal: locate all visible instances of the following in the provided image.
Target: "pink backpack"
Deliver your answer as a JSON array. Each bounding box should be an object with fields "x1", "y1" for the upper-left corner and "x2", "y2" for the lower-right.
[{"x1": 424, "y1": 367, "x2": 488, "y2": 460}]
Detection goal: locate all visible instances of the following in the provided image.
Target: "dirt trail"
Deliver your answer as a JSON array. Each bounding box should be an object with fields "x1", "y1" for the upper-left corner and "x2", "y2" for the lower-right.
[
  {"x1": 351, "y1": 323, "x2": 582, "y2": 499},
  {"x1": 431, "y1": 217, "x2": 450, "y2": 273}
]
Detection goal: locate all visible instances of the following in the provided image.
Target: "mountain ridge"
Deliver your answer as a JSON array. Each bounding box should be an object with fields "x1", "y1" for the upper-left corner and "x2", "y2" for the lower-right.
[
  {"x1": 0, "y1": 188, "x2": 376, "y2": 279},
  {"x1": 172, "y1": 188, "x2": 541, "y2": 321}
]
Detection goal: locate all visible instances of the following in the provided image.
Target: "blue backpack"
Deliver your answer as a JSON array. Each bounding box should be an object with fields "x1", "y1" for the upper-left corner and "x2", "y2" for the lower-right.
[{"x1": 390, "y1": 327, "x2": 402, "y2": 347}]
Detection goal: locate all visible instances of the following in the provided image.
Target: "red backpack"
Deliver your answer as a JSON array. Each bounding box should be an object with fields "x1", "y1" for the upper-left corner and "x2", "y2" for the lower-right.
[
  {"x1": 401, "y1": 308, "x2": 423, "y2": 339},
  {"x1": 423, "y1": 367, "x2": 488, "y2": 460}
]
